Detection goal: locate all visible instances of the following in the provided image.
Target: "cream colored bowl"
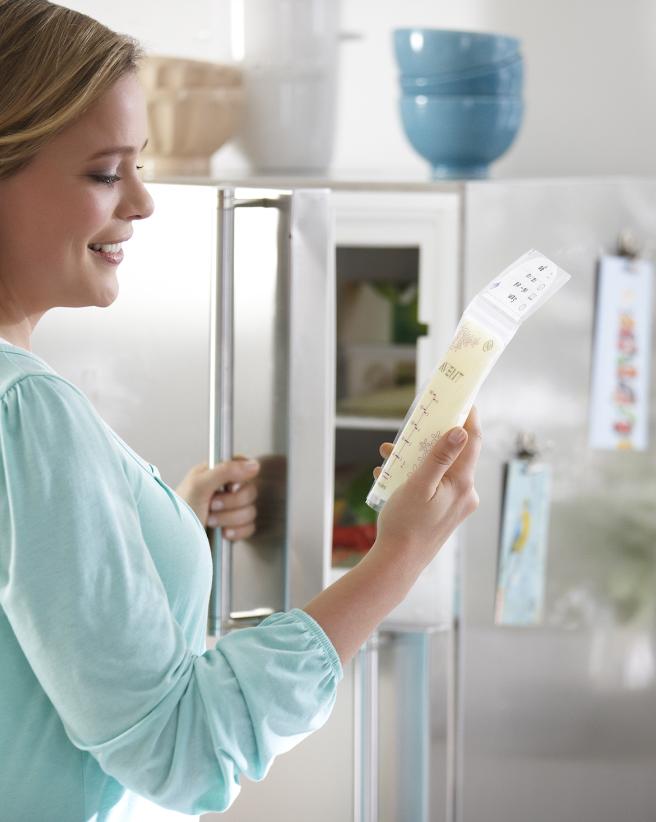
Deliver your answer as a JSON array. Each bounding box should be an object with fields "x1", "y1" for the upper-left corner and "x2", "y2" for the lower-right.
[
  {"x1": 139, "y1": 56, "x2": 243, "y2": 176},
  {"x1": 140, "y1": 55, "x2": 242, "y2": 90}
]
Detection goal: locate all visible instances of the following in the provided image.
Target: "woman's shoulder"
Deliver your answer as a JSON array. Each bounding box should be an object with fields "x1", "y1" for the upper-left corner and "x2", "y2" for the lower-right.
[
  {"x1": 0, "y1": 343, "x2": 74, "y2": 398},
  {"x1": 0, "y1": 348, "x2": 106, "y2": 451},
  {"x1": 0, "y1": 348, "x2": 153, "y2": 486},
  {"x1": 0, "y1": 347, "x2": 89, "y2": 410}
]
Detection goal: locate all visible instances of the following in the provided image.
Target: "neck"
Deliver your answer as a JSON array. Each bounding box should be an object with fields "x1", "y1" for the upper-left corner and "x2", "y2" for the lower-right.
[
  {"x1": 0, "y1": 325, "x2": 32, "y2": 351},
  {"x1": 0, "y1": 280, "x2": 40, "y2": 350}
]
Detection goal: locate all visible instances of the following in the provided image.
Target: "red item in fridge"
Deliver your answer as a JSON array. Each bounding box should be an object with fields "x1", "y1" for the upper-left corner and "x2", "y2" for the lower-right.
[{"x1": 332, "y1": 523, "x2": 377, "y2": 552}]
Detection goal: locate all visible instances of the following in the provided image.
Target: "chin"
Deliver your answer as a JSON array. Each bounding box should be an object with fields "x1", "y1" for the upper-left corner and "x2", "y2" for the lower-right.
[
  {"x1": 63, "y1": 282, "x2": 119, "y2": 309},
  {"x1": 93, "y1": 286, "x2": 120, "y2": 308},
  {"x1": 88, "y1": 270, "x2": 120, "y2": 308}
]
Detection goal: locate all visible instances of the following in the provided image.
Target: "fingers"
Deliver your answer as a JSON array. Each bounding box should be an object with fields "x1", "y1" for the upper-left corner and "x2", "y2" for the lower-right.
[
  {"x1": 379, "y1": 442, "x2": 394, "y2": 459},
  {"x1": 446, "y1": 406, "x2": 483, "y2": 488},
  {"x1": 372, "y1": 410, "x2": 482, "y2": 498},
  {"x1": 229, "y1": 524, "x2": 256, "y2": 541},
  {"x1": 407, "y1": 425, "x2": 469, "y2": 498},
  {"x1": 205, "y1": 458, "x2": 260, "y2": 493},
  {"x1": 373, "y1": 442, "x2": 394, "y2": 478},
  {"x1": 207, "y1": 476, "x2": 258, "y2": 532},
  {"x1": 210, "y1": 482, "x2": 257, "y2": 512},
  {"x1": 209, "y1": 503, "x2": 257, "y2": 529},
  {"x1": 214, "y1": 523, "x2": 256, "y2": 542}
]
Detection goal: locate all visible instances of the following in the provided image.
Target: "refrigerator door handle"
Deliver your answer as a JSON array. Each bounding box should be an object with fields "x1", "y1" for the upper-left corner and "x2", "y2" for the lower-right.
[
  {"x1": 208, "y1": 189, "x2": 279, "y2": 637},
  {"x1": 208, "y1": 187, "x2": 235, "y2": 638}
]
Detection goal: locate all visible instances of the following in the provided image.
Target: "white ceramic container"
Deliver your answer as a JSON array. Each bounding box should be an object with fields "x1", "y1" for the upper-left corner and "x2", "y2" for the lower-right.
[{"x1": 236, "y1": 0, "x2": 340, "y2": 172}]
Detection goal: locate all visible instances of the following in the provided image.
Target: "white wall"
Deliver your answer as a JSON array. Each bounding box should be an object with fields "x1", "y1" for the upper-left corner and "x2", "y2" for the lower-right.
[{"x1": 59, "y1": 0, "x2": 656, "y2": 178}]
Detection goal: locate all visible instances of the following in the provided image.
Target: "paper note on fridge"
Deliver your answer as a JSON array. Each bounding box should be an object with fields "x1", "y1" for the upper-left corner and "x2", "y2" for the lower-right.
[
  {"x1": 588, "y1": 254, "x2": 653, "y2": 452},
  {"x1": 366, "y1": 250, "x2": 571, "y2": 513}
]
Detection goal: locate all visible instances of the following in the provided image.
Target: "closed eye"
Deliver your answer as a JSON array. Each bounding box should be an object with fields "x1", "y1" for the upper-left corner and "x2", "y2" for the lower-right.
[
  {"x1": 90, "y1": 174, "x2": 121, "y2": 185},
  {"x1": 90, "y1": 165, "x2": 144, "y2": 185}
]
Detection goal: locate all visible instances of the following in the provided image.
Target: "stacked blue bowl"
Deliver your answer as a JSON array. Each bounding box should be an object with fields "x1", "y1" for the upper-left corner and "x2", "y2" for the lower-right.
[{"x1": 394, "y1": 28, "x2": 524, "y2": 179}]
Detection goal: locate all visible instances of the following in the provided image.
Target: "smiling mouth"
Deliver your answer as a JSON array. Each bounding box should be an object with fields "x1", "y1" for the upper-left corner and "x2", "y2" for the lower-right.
[
  {"x1": 88, "y1": 242, "x2": 123, "y2": 253},
  {"x1": 88, "y1": 243, "x2": 124, "y2": 265}
]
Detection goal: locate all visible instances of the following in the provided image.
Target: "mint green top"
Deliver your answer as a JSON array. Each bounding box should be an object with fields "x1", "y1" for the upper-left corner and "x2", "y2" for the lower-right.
[{"x1": 0, "y1": 342, "x2": 342, "y2": 821}]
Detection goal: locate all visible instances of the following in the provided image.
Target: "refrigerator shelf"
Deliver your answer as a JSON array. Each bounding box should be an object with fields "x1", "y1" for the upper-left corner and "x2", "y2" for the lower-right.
[{"x1": 335, "y1": 414, "x2": 403, "y2": 431}]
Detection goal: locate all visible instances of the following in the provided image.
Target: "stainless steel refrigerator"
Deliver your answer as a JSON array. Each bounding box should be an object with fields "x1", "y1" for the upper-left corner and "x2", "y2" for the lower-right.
[{"x1": 33, "y1": 178, "x2": 656, "y2": 822}]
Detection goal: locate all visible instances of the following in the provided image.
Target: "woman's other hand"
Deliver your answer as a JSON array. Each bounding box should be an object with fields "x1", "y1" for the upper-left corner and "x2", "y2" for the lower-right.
[{"x1": 175, "y1": 457, "x2": 260, "y2": 540}]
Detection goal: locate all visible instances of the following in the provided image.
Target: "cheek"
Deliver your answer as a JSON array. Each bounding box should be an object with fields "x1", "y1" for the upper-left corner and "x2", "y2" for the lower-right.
[
  {"x1": 0, "y1": 184, "x2": 52, "y2": 275},
  {"x1": 75, "y1": 190, "x2": 111, "y2": 240},
  {"x1": 58, "y1": 188, "x2": 113, "y2": 255},
  {"x1": 1, "y1": 178, "x2": 110, "y2": 266}
]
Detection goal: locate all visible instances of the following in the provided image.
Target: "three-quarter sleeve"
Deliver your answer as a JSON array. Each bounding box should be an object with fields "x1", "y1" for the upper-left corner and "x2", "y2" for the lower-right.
[{"x1": 0, "y1": 375, "x2": 342, "y2": 814}]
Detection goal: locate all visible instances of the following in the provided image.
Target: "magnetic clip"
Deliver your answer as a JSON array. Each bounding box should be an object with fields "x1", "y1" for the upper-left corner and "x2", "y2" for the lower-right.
[
  {"x1": 515, "y1": 431, "x2": 539, "y2": 461},
  {"x1": 616, "y1": 229, "x2": 641, "y2": 260}
]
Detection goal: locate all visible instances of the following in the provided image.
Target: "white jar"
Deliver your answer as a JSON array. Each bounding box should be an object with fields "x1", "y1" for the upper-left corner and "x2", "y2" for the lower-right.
[
  {"x1": 236, "y1": 0, "x2": 341, "y2": 172},
  {"x1": 238, "y1": 65, "x2": 336, "y2": 172},
  {"x1": 241, "y1": 0, "x2": 339, "y2": 69}
]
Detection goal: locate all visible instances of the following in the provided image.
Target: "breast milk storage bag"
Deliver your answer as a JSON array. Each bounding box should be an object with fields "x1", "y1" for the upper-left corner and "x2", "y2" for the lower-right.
[{"x1": 366, "y1": 250, "x2": 571, "y2": 512}]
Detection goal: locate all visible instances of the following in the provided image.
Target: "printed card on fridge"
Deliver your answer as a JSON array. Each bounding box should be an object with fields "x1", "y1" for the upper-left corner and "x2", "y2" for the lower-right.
[
  {"x1": 588, "y1": 255, "x2": 653, "y2": 451},
  {"x1": 495, "y1": 458, "x2": 552, "y2": 627}
]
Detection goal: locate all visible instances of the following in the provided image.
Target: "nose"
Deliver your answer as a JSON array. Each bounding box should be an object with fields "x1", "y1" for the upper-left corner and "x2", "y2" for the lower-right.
[{"x1": 117, "y1": 176, "x2": 155, "y2": 222}]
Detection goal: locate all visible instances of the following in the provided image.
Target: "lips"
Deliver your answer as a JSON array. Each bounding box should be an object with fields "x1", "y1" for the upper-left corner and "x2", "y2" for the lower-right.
[
  {"x1": 88, "y1": 245, "x2": 124, "y2": 265},
  {"x1": 87, "y1": 235, "x2": 131, "y2": 265}
]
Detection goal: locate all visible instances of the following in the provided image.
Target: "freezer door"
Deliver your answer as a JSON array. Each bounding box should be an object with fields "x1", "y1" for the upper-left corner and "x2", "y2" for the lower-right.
[{"x1": 458, "y1": 179, "x2": 656, "y2": 822}]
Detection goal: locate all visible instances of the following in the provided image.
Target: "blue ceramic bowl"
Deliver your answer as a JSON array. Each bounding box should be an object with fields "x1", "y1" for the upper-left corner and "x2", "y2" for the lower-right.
[
  {"x1": 400, "y1": 57, "x2": 523, "y2": 96},
  {"x1": 394, "y1": 28, "x2": 520, "y2": 76},
  {"x1": 399, "y1": 94, "x2": 524, "y2": 179}
]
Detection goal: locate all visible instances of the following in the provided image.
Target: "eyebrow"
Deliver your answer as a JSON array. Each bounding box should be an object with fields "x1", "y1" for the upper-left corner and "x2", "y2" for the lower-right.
[{"x1": 86, "y1": 138, "x2": 148, "y2": 161}]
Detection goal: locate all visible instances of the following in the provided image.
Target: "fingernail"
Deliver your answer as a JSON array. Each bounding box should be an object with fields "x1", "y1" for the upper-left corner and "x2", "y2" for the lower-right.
[
  {"x1": 224, "y1": 529, "x2": 235, "y2": 539},
  {"x1": 231, "y1": 483, "x2": 241, "y2": 493},
  {"x1": 211, "y1": 500, "x2": 224, "y2": 511},
  {"x1": 449, "y1": 428, "x2": 467, "y2": 445},
  {"x1": 207, "y1": 515, "x2": 219, "y2": 527},
  {"x1": 244, "y1": 460, "x2": 259, "y2": 471}
]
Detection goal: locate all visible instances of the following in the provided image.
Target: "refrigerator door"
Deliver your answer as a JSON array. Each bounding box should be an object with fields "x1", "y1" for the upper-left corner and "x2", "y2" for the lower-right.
[
  {"x1": 458, "y1": 179, "x2": 656, "y2": 822},
  {"x1": 213, "y1": 187, "x2": 334, "y2": 632}
]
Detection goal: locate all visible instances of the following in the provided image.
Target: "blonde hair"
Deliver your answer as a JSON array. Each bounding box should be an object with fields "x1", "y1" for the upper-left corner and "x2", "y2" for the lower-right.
[{"x1": 0, "y1": 0, "x2": 143, "y2": 180}]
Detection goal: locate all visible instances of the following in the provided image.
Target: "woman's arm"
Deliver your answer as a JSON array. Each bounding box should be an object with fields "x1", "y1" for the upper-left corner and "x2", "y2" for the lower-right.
[{"x1": 304, "y1": 407, "x2": 482, "y2": 665}]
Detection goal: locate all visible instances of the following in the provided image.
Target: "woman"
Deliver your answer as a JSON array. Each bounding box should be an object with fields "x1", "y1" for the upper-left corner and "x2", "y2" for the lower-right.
[{"x1": 0, "y1": 2, "x2": 482, "y2": 820}]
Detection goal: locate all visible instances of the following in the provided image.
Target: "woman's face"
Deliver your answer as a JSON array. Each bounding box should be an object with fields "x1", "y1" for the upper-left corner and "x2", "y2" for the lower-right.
[{"x1": 0, "y1": 72, "x2": 154, "y2": 324}]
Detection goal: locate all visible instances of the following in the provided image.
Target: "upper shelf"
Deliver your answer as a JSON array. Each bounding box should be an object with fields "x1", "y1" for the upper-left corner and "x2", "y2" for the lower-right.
[
  {"x1": 337, "y1": 245, "x2": 420, "y2": 284},
  {"x1": 141, "y1": 169, "x2": 468, "y2": 193}
]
